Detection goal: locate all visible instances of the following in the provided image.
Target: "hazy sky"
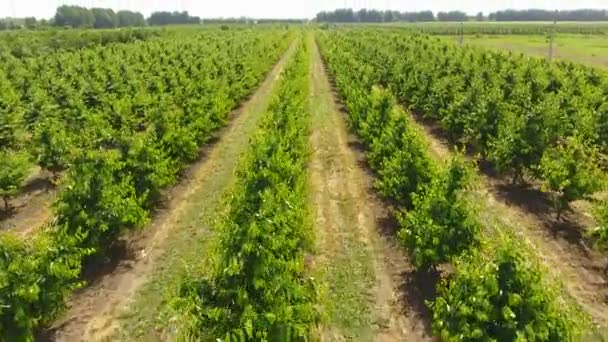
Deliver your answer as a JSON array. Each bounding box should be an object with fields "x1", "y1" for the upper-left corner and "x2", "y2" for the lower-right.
[{"x1": 2, "y1": 0, "x2": 607, "y2": 19}]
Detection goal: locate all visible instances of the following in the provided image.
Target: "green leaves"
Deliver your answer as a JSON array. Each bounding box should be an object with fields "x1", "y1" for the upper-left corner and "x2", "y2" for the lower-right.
[
  {"x1": 319, "y1": 29, "x2": 589, "y2": 341},
  {"x1": 398, "y1": 155, "x2": 480, "y2": 269},
  {"x1": 589, "y1": 200, "x2": 608, "y2": 256},
  {"x1": 31, "y1": 117, "x2": 74, "y2": 178},
  {"x1": 171, "y1": 41, "x2": 318, "y2": 340},
  {"x1": 55, "y1": 149, "x2": 149, "y2": 249},
  {"x1": 325, "y1": 28, "x2": 608, "y2": 218},
  {"x1": 0, "y1": 150, "x2": 30, "y2": 211},
  {"x1": 539, "y1": 135, "x2": 605, "y2": 218},
  {"x1": 0, "y1": 28, "x2": 292, "y2": 341},
  {"x1": 320, "y1": 31, "x2": 480, "y2": 270},
  {"x1": 430, "y1": 246, "x2": 584, "y2": 341},
  {"x1": 0, "y1": 230, "x2": 91, "y2": 340}
]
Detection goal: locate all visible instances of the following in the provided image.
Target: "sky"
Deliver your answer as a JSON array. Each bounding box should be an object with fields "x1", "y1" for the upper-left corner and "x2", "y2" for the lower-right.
[{"x1": 1, "y1": 0, "x2": 608, "y2": 19}]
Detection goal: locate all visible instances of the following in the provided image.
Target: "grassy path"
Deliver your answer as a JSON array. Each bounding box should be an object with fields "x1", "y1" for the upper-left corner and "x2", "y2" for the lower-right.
[
  {"x1": 308, "y1": 34, "x2": 433, "y2": 341},
  {"x1": 44, "y1": 41, "x2": 298, "y2": 342}
]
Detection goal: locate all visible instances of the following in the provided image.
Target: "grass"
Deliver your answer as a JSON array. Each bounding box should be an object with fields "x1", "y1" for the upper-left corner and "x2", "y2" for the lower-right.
[
  {"x1": 448, "y1": 33, "x2": 608, "y2": 69},
  {"x1": 308, "y1": 34, "x2": 379, "y2": 340},
  {"x1": 111, "y1": 45, "x2": 295, "y2": 340}
]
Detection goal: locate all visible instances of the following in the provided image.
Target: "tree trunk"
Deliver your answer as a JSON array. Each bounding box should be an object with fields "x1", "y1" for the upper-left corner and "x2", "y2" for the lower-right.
[
  {"x1": 50, "y1": 171, "x2": 58, "y2": 191},
  {"x1": 3, "y1": 196, "x2": 8, "y2": 212},
  {"x1": 511, "y1": 171, "x2": 523, "y2": 185},
  {"x1": 556, "y1": 196, "x2": 568, "y2": 221}
]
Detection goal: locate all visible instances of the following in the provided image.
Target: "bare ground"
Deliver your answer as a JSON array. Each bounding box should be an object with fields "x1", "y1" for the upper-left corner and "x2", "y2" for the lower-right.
[
  {"x1": 410, "y1": 114, "x2": 608, "y2": 327},
  {"x1": 309, "y1": 36, "x2": 434, "y2": 341},
  {"x1": 42, "y1": 42, "x2": 297, "y2": 342},
  {"x1": 0, "y1": 167, "x2": 55, "y2": 236}
]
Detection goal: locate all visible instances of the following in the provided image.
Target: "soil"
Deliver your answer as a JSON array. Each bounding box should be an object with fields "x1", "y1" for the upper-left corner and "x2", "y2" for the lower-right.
[
  {"x1": 0, "y1": 167, "x2": 55, "y2": 236},
  {"x1": 309, "y1": 36, "x2": 434, "y2": 341}
]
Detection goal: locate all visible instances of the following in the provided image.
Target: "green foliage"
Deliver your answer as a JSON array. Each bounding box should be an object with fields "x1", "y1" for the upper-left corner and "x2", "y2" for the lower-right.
[
  {"x1": 171, "y1": 41, "x2": 318, "y2": 340},
  {"x1": 0, "y1": 28, "x2": 293, "y2": 341},
  {"x1": 597, "y1": 101, "x2": 608, "y2": 151},
  {"x1": 0, "y1": 76, "x2": 25, "y2": 150},
  {"x1": 487, "y1": 107, "x2": 542, "y2": 183},
  {"x1": 370, "y1": 111, "x2": 437, "y2": 206},
  {"x1": 123, "y1": 133, "x2": 177, "y2": 207},
  {"x1": 31, "y1": 118, "x2": 74, "y2": 178},
  {"x1": 116, "y1": 10, "x2": 146, "y2": 27},
  {"x1": 397, "y1": 155, "x2": 480, "y2": 268},
  {"x1": 91, "y1": 8, "x2": 119, "y2": 29},
  {"x1": 54, "y1": 5, "x2": 143, "y2": 29},
  {"x1": 55, "y1": 150, "x2": 148, "y2": 249},
  {"x1": 589, "y1": 200, "x2": 608, "y2": 258},
  {"x1": 320, "y1": 31, "x2": 480, "y2": 270},
  {"x1": 318, "y1": 29, "x2": 586, "y2": 340},
  {"x1": 430, "y1": 246, "x2": 584, "y2": 341},
  {"x1": 0, "y1": 230, "x2": 91, "y2": 341},
  {"x1": 539, "y1": 136, "x2": 605, "y2": 218},
  {"x1": 0, "y1": 151, "x2": 30, "y2": 211},
  {"x1": 319, "y1": 28, "x2": 608, "y2": 219},
  {"x1": 54, "y1": 5, "x2": 95, "y2": 28},
  {"x1": 148, "y1": 11, "x2": 201, "y2": 26},
  {"x1": 358, "y1": 86, "x2": 394, "y2": 144}
]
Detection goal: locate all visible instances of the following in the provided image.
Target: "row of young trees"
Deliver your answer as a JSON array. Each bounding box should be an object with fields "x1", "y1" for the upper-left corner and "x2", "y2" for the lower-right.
[
  {"x1": 0, "y1": 28, "x2": 160, "y2": 59},
  {"x1": 329, "y1": 29, "x2": 608, "y2": 224},
  {"x1": 170, "y1": 38, "x2": 317, "y2": 340},
  {"x1": 315, "y1": 8, "x2": 608, "y2": 23},
  {"x1": 318, "y1": 29, "x2": 588, "y2": 341},
  {"x1": 0, "y1": 27, "x2": 291, "y2": 340}
]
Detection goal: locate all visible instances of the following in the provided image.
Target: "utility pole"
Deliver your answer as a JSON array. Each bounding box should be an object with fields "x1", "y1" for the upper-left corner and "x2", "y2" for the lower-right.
[
  {"x1": 548, "y1": 11, "x2": 557, "y2": 62},
  {"x1": 458, "y1": 21, "x2": 464, "y2": 45}
]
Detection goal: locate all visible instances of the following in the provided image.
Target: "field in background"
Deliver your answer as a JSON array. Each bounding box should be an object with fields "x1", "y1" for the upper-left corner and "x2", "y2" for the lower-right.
[
  {"x1": 381, "y1": 21, "x2": 608, "y2": 35},
  {"x1": 446, "y1": 33, "x2": 608, "y2": 69}
]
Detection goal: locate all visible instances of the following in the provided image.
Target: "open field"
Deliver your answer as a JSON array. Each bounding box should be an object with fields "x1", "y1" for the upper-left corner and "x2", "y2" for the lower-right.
[
  {"x1": 447, "y1": 33, "x2": 608, "y2": 69},
  {"x1": 382, "y1": 21, "x2": 608, "y2": 34},
  {"x1": 2, "y1": 23, "x2": 608, "y2": 341}
]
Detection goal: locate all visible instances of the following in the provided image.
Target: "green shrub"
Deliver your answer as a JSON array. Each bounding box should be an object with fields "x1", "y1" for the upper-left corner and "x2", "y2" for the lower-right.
[
  {"x1": 397, "y1": 155, "x2": 480, "y2": 268},
  {"x1": 430, "y1": 245, "x2": 584, "y2": 341}
]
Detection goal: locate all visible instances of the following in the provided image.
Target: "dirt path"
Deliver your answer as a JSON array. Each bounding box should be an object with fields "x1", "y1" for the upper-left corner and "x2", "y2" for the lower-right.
[
  {"x1": 0, "y1": 167, "x2": 55, "y2": 236},
  {"x1": 44, "y1": 42, "x2": 298, "y2": 342},
  {"x1": 410, "y1": 115, "x2": 608, "y2": 327},
  {"x1": 309, "y1": 36, "x2": 433, "y2": 341}
]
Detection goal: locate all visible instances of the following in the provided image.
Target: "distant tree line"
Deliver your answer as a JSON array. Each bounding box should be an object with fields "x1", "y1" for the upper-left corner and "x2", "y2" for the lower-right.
[
  {"x1": 491, "y1": 9, "x2": 608, "y2": 21},
  {"x1": 0, "y1": 17, "x2": 46, "y2": 30},
  {"x1": 147, "y1": 11, "x2": 201, "y2": 26},
  {"x1": 315, "y1": 8, "x2": 608, "y2": 23},
  {"x1": 436, "y1": 11, "x2": 468, "y2": 22},
  {"x1": 315, "y1": 9, "x2": 468, "y2": 22},
  {"x1": 0, "y1": 6, "x2": 202, "y2": 31},
  {"x1": 54, "y1": 6, "x2": 146, "y2": 28}
]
